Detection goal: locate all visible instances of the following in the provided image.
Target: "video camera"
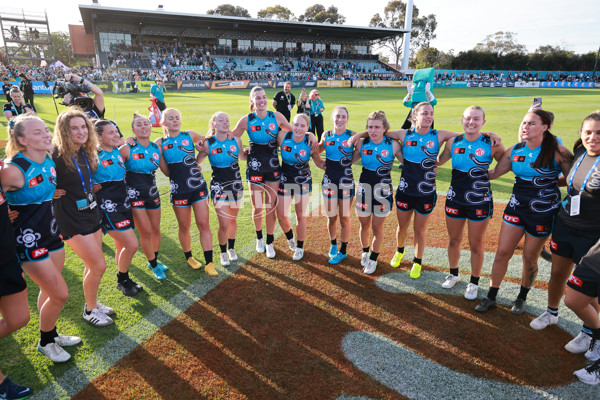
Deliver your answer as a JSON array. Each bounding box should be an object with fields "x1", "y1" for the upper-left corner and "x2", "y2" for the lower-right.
[{"x1": 53, "y1": 79, "x2": 93, "y2": 111}]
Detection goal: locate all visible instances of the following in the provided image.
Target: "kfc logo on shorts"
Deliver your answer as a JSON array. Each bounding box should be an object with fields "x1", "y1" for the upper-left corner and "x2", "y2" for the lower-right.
[
  {"x1": 174, "y1": 199, "x2": 188, "y2": 206},
  {"x1": 446, "y1": 206, "x2": 459, "y2": 215},
  {"x1": 182, "y1": 140, "x2": 189, "y2": 146},
  {"x1": 356, "y1": 202, "x2": 367, "y2": 210},
  {"x1": 503, "y1": 214, "x2": 520, "y2": 224},
  {"x1": 381, "y1": 150, "x2": 389, "y2": 157},
  {"x1": 132, "y1": 201, "x2": 144, "y2": 207},
  {"x1": 116, "y1": 220, "x2": 131, "y2": 229},
  {"x1": 426, "y1": 140, "x2": 434, "y2": 149},
  {"x1": 274, "y1": 172, "x2": 279, "y2": 177},
  {"x1": 299, "y1": 149, "x2": 307, "y2": 157},
  {"x1": 476, "y1": 209, "x2": 485, "y2": 216},
  {"x1": 230, "y1": 145, "x2": 237, "y2": 152},
  {"x1": 424, "y1": 203, "x2": 432, "y2": 210},
  {"x1": 250, "y1": 176, "x2": 263, "y2": 182},
  {"x1": 568, "y1": 274, "x2": 583, "y2": 287},
  {"x1": 269, "y1": 123, "x2": 276, "y2": 131},
  {"x1": 396, "y1": 201, "x2": 408, "y2": 209},
  {"x1": 323, "y1": 189, "x2": 334, "y2": 196},
  {"x1": 278, "y1": 187, "x2": 288, "y2": 194},
  {"x1": 550, "y1": 240, "x2": 558, "y2": 250},
  {"x1": 32, "y1": 247, "x2": 48, "y2": 259},
  {"x1": 154, "y1": 198, "x2": 160, "y2": 204},
  {"x1": 536, "y1": 225, "x2": 547, "y2": 232},
  {"x1": 476, "y1": 148, "x2": 485, "y2": 157}
]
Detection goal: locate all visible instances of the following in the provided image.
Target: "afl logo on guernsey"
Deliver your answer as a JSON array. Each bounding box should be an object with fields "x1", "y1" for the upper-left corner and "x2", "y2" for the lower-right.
[
  {"x1": 299, "y1": 149, "x2": 307, "y2": 157},
  {"x1": 426, "y1": 141, "x2": 434, "y2": 149},
  {"x1": 153, "y1": 153, "x2": 159, "y2": 160},
  {"x1": 118, "y1": 156, "x2": 123, "y2": 163},
  {"x1": 50, "y1": 166, "x2": 56, "y2": 176},
  {"x1": 476, "y1": 148, "x2": 485, "y2": 156},
  {"x1": 381, "y1": 150, "x2": 389, "y2": 157},
  {"x1": 269, "y1": 123, "x2": 276, "y2": 131},
  {"x1": 182, "y1": 140, "x2": 189, "y2": 146},
  {"x1": 342, "y1": 140, "x2": 349, "y2": 147},
  {"x1": 230, "y1": 145, "x2": 236, "y2": 152}
]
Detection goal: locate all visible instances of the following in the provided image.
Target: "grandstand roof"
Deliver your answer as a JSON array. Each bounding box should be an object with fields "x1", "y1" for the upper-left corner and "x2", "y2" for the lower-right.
[{"x1": 79, "y1": 5, "x2": 407, "y2": 44}]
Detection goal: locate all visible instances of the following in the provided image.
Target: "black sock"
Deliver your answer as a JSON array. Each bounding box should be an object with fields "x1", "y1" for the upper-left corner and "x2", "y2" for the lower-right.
[
  {"x1": 331, "y1": 238, "x2": 337, "y2": 245},
  {"x1": 117, "y1": 271, "x2": 129, "y2": 282},
  {"x1": 297, "y1": 240, "x2": 304, "y2": 249},
  {"x1": 155, "y1": 251, "x2": 159, "y2": 259},
  {"x1": 370, "y1": 252, "x2": 379, "y2": 261},
  {"x1": 285, "y1": 230, "x2": 294, "y2": 240},
  {"x1": 592, "y1": 328, "x2": 600, "y2": 340},
  {"x1": 470, "y1": 275, "x2": 480, "y2": 285},
  {"x1": 149, "y1": 257, "x2": 158, "y2": 268},
  {"x1": 362, "y1": 247, "x2": 370, "y2": 253},
  {"x1": 40, "y1": 328, "x2": 57, "y2": 347},
  {"x1": 547, "y1": 306, "x2": 559, "y2": 316},
  {"x1": 450, "y1": 268, "x2": 459, "y2": 276},
  {"x1": 487, "y1": 287, "x2": 499, "y2": 301},
  {"x1": 266, "y1": 234, "x2": 274, "y2": 245},
  {"x1": 184, "y1": 251, "x2": 193, "y2": 260},
  {"x1": 256, "y1": 230, "x2": 263, "y2": 240},
  {"x1": 228, "y1": 238, "x2": 235, "y2": 249},
  {"x1": 204, "y1": 250, "x2": 213, "y2": 264},
  {"x1": 583, "y1": 325, "x2": 594, "y2": 336},
  {"x1": 517, "y1": 285, "x2": 530, "y2": 301},
  {"x1": 84, "y1": 308, "x2": 92, "y2": 315},
  {"x1": 413, "y1": 257, "x2": 422, "y2": 265},
  {"x1": 397, "y1": 246, "x2": 405, "y2": 253},
  {"x1": 340, "y1": 242, "x2": 348, "y2": 255},
  {"x1": 219, "y1": 244, "x2": 227, "y2": 253}
]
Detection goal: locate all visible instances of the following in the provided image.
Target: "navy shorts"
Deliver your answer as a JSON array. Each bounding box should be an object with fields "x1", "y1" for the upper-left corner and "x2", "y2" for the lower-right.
[
  {"x1": 171, "y1": 187, "x2": 208, "y2": 207},
  {"x1": 322, "y1": 182, "x2": 355, "y2": 200},
  {"x1": 247, "y1": 169, "x2": 280, "y2": 185},
  {"x1": 101, "y1": 210, "x2": 135, "y2": 232},
  {"x1": 567, "y1": 264, "x2": 600, "y2": 298},
  {"x1": 395, "y1": 190, "x2": 437, "y2": 215},
  {"x1": 128, "y1": 185, "x2": 161, "y2": 210},
  {"x1": 550, "y1": 218, "x2": 600, "y2": 264},
  {"x1": 356, "y1": 182, "x2": 393, "y2": 216},
  {"x1": 278, "y1": 181, "x2": 312, "y2": 197},
  {"x1": 502, "y1": 205, "x2": 554, "y2": 238},
  {"x1": 445, "y1": 198, "x2": 493, "y2": 221},
  {"x1": 0, "y1": 256, "x2": 27, "y2": 297}
]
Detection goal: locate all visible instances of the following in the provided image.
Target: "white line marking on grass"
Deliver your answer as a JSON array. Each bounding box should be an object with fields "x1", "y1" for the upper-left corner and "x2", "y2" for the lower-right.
[{"x1": 342, "y1": 331, "x2": 597, "y2": 400}]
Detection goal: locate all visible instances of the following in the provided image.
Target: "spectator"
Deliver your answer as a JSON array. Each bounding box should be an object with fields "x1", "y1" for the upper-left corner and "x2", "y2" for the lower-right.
[{"x1": 272, "y1": 81, "x2": 295, "y2": 122}]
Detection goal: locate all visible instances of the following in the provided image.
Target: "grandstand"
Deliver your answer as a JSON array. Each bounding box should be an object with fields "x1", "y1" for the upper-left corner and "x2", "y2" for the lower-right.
[{"x1": 75, "y1": 4, "x2": 406, "y2": 80}]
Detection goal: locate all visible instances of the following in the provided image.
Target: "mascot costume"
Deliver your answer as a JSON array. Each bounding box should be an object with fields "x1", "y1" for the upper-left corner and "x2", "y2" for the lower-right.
[{"x1": 401, "y1": 67, "x2": 437, "y2": 129}]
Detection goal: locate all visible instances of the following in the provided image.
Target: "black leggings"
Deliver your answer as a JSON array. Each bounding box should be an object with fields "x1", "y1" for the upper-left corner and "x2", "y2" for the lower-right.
[{"x1": 310, "y1": 114, "x2": 324, "y2": 141}]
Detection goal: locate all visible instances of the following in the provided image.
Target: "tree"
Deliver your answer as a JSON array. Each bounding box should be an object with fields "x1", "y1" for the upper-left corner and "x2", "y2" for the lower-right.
[
  {"x1": 51, "y1": 31, "x2": 75, "y2": 66},
  {"x1": 369, "y1": 1, "x2": 437, "y2": 68},
  {"x1": 299, "y1": 4, "x2": 346, "y2": 24},
  {"x1": 257, "y1": 6, "x2": 295, "y2": 20},
  {"x1": 474, "y1": 31, "x2": 526, "y2": 57},
  {"x1": 412, "y1": 47, "x2": 451, "y2": 69},
  {"x1": 206, "y1": 4, "x2": 251, "y2": 17}
]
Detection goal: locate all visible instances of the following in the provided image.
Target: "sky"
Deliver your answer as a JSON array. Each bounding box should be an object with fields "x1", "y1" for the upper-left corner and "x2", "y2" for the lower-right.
[{"x1": 2, "y1": 0, "x2": 599, "y2": 55}]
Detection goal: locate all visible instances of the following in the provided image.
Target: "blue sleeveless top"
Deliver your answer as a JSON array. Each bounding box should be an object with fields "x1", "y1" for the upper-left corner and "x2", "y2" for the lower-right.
[
  {"x1": 510, "y1": 142, "x2": 561, "y2": 214},
  {"x1": 207, "y1": 135, "x2": 241, "y2": 184},
  {"x1": 398, "y1": 128, "x2": 439, "y2": 197},
  {"x1": 6, "y1": 153, "x2": 56, "y2": 205},
  {"x1": 94, "y1": 148, "x2": 128, "y2": 207},
  {"x1": 280, "y1": 132, "x2": 312, "y2": 182},
  {"x1": 125, "y1": 140, "x2": 160, "y2": 192},
  {"x1": 323, "y1": 129, "x2": 354, "y2": 186},
  {"x1": 160, "y1": 131, "x2": 203, "y2": 195},
  {"x1": 447, "y1": 134, "x2": 493, "y2": 206},
  {"x1": 359, "y1": 136, "x2": 394, "y2": 186},
  {"x1": 247, "y1": 111, "x2": 280, "y2": 173}
]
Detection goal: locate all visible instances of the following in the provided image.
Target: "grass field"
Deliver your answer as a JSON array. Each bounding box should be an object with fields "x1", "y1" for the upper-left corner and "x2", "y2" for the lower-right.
[{"x1": 1, "y1": 87, "x2": 600, "y2": 399}]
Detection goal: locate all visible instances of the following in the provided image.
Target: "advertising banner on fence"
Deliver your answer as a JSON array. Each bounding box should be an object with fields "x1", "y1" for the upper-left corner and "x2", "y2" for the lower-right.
[
  {"x1": 211, "y1": 81, "x2": 250, "y2": 89},
  {"x1": 1, "y1": 81, "x2": 55, "y2": 94},
  {"x1": 317, "y1": 80, "x2": 351, "y2": 88},
  {"x1": 540, "y1": 82, "x2": 595, "y2": 88},
  {"x1": 274, "y1": 80, "x2": 316, "y2": 89},
  {"x1": 354, "y1": 80, "x2": 408, "y2": 88},
  {"x1": 177, "y1": 81, "x2": 211, "y2": 91},
  {"x1": 249, "y1": 80, "x2": 275, "y2": 89},
  {"x1": 514, "y1": 81, "x2": 540, "y2": 88}
]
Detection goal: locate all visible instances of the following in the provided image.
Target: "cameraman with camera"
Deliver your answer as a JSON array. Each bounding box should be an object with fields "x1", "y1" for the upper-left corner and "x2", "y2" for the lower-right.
[{"x1": 59, "y1": 73, "x2": 105, "y2": 119}]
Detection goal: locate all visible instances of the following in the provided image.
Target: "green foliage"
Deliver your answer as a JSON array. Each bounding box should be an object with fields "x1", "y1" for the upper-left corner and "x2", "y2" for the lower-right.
[
  {"x1": 206, "y1": 4, "x2": 251, "y2": 17},
  {"x1": 51, "y1": 31, "x2": 74, "y2": 66},
  {"x1": 257, "y1": 5, "x2": 295, "y2": 20},
  {"x1": 298, "y1": 4, "x2": 346, "y2": 24},
  {"x1": 369, "y1": 1, "x2": 437, "y2": 67},
  {"x1": 412, "y1": 47, "x2": 452, "y2": 69},
  {"x1": 474, "y1": 31, "x2": 527, "y2": 56}
]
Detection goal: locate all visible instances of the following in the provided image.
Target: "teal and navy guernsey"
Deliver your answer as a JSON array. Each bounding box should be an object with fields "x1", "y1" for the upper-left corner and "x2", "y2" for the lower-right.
[
  {"x1": 509, "y1": 142, "x2": 561, "y2": 214},
  {"x1": 246, "y1": 111, "x2": 280, "y2": 183},
  {"x1": 398, "y1": 128, "x2": 440, "y2": 197},
  {"x1": 160, "y1": 131, "x2": 208, "y2": 205},
  {"x1": 279, "y1": 132, "x2": 312, "y2": 196},
  {"x1": 93, "y1": 148, "x2": 133, "y2": 231},
  {"x1": 447, "y1": 134, "x2": 493, "y2": 206},
  {"x1": 125, "y1": 139, "x2": 161, "y2": 207},
  {"x1": 207, "y1": 135, "x2": 243, "y2": 201},
  {"x1": 0, "y1": 183, "x2": 27, "y2": 296},
  {"x1": 6, "y1": 153, "x2": 64, "y2": 262},
  {"x1": 356, "y1": 136, "x2": 395, "y2": 214},
  {"x1": 322, "y1": 129, "x2": 354, "y2": 187}
]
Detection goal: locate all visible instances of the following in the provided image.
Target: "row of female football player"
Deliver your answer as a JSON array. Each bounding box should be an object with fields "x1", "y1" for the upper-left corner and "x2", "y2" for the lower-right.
[{"x1": 2, "y1": 86, "x2": 599, "y2": 385}]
